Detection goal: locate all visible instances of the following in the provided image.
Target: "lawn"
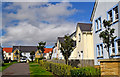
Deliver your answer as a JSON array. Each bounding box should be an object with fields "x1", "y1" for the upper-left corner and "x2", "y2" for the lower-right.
[
  {"x1": 29, "y1": 62, "x2": 54, "y2": 77},
  {"x1": 0, "y1": 62, "x2": 16, "y2": 72}
]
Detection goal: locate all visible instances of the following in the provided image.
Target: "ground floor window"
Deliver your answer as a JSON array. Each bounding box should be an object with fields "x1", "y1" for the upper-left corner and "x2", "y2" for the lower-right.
[
  {"x1": 117, "y1": 39, "x2": 120, "y2": 54},
  {"x1": 97, "y1": 43, "x2": 103, "y2": 58}
]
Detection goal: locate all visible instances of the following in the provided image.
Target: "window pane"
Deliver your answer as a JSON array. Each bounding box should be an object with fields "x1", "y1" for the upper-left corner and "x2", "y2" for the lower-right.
[
  {"x1": 112, "y1": 42, "x2": 115, "y2": 53},
  {"x1": 118, "y1": 40, "x2": 120, "y2": 53},
  {"x1": 100, "y1": 44, "x2": 103, "y2": 55},
  {"x1": 98, "y1": 18, "x2": 102, "y2": 29},
  {"x1": 114, "y1": 6, "x2": 118, "y2": 20},
  {"x1": 96, "y1": 20, "x2": 99, "y2": 30},
  {"x1": 97, "y1": 45, "x2": 100, "y2": 56},
  {"x1": 108, "y1": 10, "x2": 113, "y2": 22}
]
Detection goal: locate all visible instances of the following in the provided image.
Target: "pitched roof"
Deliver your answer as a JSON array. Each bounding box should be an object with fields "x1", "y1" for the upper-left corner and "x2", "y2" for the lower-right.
[
  {"x1": 90, "y1": 0, "x2": 98, "y2": 21},
  {"x1": 12, "y1": 46, "x2": 37, "y2": 52},
  {"x1": 70, "y1": 31, "x2": 76, "y2": 37},
  {"x1": 3, "y1": 48, "x2": 13, "y2": 53},
  {"x1": 77, "y1": 23, "x2": 92, "y2": 31},
  {"x1": 44, "y1": 48, "x2": 53, "y2": 53}
]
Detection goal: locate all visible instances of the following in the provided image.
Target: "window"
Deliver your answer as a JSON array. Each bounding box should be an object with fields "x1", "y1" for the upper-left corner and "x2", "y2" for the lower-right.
[
  {"x1": 95, "y1": 20, "x2": 99, "y2": 30},
  {"x1": 95, "y1": 17, "x2": 102, "y2": 32},
  {"x1": 97, "y1": 45, "x2": 100, "y2": 56},
  {"x1": 108, "y1": 10, "x2": 113, "y2": 22},
  {"x1": 112, "y1": 42, "x2": 115, "y2": 54},
  {"x1": 117, "y1": 39, "x2": 120, "y2": 54},
  {"x1": 79, "y1": 33, "x2": 81, "y2": 42},
  {"x1": 97, "y1": 44, "x2": 104, "y2": 58},
  {"x1": 113, "y1": 6, "x2": 118, "y2": 21},
  {"x1": 98, "y1": 18, "x2": 102, "y2": 29},
  {"x1": 9, "y1": 53, "x2": 11, "y2": 55},
  {"x1": 100, "y1": 44, "x2": 103, "y2": 56}
]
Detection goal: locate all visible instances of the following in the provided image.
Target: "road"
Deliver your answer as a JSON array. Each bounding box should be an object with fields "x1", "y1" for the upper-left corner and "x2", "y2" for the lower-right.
[{"x1": 2, "y1": 63, "x2": 30, "y2": 77}]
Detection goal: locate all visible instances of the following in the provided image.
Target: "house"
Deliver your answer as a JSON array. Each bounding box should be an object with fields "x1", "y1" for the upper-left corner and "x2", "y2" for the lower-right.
[
  {"x1": 44, "y1": 48, "x2": 53, "y2": 59},
  {"x1": 3, "y1": 48, "x2": 13, "y2": 60},
  {"x1": 69, "y1": 23, "x2": 94, "y2": 60},
  {"x1": 56, "y1": 37, "x2": 65, "y2": 60},
  {"x1": 51, "y1": 45, "x2": 57, "y2": 59},
  {"x1": 35, "y1": 50, "x2": 42, "y2": 58},
  {"x1": 12, "y1": 46, "x2": 37, "y2": 61},
  {"x1": 90, "y1": 0, "x2": 120, "y2": 65}
]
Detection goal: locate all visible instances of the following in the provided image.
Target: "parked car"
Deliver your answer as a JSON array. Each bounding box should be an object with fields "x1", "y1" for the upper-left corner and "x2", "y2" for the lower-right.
[{"x1": 20, "y1": 58, "x2": 27, "y2": 63}]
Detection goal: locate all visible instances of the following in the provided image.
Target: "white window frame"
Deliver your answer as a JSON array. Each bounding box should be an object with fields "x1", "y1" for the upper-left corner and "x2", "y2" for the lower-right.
[{"x1": 113, "y1": 6, "x2": 119, "y2": 21}]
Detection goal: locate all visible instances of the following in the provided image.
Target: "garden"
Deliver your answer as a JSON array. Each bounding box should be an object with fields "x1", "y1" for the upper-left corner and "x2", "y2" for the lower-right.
[{"x1": 29, "y1": 59, "x2": 101, "y2": 77}]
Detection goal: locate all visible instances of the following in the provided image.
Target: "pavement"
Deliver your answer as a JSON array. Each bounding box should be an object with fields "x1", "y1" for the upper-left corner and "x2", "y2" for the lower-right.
[{"x1": 2, "y1": 63, "x2": 30, "y2": 77}]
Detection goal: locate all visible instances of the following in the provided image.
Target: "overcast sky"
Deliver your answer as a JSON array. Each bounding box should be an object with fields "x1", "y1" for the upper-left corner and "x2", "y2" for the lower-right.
[{"x1": 1, "y1": 2, "x2": 94, "y2": 47}]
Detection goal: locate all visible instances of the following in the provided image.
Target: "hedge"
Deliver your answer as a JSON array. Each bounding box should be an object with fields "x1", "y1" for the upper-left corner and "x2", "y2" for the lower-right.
[
  {"x1": 39, "y1": 60, "x2": 101, "y2": 76},
  {"x1": 70, "y1": 67, "x2": 101, "y2": 77},
  {"x1": 39, "y1": 60, "x2": 72, "y2": 76}
]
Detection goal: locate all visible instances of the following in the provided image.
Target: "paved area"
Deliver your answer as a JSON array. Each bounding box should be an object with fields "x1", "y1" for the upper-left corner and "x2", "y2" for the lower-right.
[{"x1": 2, "y1": 63, "x2": 30, "y2": 77}]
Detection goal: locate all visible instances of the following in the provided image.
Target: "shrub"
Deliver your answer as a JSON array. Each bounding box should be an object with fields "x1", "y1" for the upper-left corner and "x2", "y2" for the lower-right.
[
  {"x1": 70, "y1": 66, "x2": 101, "y2": 77},
  {"x1": 39, "y1": 60, "x2": 72, "y2": 76}
]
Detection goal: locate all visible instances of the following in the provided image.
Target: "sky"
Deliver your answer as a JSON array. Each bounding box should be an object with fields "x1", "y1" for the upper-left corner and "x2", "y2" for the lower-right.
[{"x1": 1, "y1": 2, "x2": 95, "y2": 48}]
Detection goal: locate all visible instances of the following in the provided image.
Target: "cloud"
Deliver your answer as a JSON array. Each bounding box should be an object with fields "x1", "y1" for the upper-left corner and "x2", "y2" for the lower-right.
[
  {"x1": 2, "y1": 22, "x2": 76, "y2": 46},
  {"x1": 2, "y1": 2, "x2": 77, "y2": 46}
]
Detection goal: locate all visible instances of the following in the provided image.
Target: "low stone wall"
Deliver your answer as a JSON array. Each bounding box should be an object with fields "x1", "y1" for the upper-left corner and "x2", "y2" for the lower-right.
[
  {"x1": 99, "y1": 58, "x2": 120, "y2": 77},
  {"x1": 49, "y1": 59, "x2": 94, "y2": 67}
]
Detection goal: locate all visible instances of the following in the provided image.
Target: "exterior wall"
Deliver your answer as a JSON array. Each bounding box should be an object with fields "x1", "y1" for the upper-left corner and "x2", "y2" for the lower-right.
[
  {"x1": 92, "y1": 1, "x2": 120, "y2": 65},
  {"x1": 51, "y1": 47, "x2": 57, "y2": 59},
  {"x1": 56, "y1": 40, "x2": 64, "y2": 60},
  {"x1": 75, "y1": 26, "x2": 94, "y2": 60},
  {"x1": 35, "y1": 50, "x2": 42, "y2": 58},
  {"x1": 13, "y1": 49, "x2": 20, "y2": 61},
  {"x1": 21, "y1": 52, "x2": 31, "y2": 61},
  {"x1": 3, "y1": 51, "x2": 13, "y2": 60}
]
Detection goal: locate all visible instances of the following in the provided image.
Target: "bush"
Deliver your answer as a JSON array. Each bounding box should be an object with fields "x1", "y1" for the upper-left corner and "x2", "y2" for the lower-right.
[
  {"x1": 35, "y1": 57, "x2": 44, "y2": 63},
  {"x1": 39, "y1": 60, "x2": 72, "y2": 76},
  {"x1": 70, "y1": 66, "x2": 101, "y2": 77}
]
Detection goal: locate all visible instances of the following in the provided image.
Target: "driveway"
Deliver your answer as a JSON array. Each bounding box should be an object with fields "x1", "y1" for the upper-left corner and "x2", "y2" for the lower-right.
[{"x1": 2, "y1": 63, "x2": 30, "y2": 77}]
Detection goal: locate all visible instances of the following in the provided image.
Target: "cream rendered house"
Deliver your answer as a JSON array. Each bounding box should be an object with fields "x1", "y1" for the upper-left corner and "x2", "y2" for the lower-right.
[{"x1": 69, "y1": 23, "x2": 94, "y2": 60}]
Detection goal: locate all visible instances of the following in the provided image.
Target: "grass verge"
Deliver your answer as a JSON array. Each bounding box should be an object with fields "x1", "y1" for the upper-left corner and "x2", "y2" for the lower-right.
[{"x1": 29, "y1": 62, "x2": 54, "y2": 77}]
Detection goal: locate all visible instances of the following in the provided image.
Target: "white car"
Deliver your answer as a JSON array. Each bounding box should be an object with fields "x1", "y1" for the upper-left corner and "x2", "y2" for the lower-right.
[{"x1": 20, "y1": 58, "x2": 27, "y2": 63}]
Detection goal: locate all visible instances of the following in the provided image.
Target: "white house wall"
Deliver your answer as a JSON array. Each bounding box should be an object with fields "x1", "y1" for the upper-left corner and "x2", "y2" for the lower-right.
[{"x1": 92, "y1": 1, "x2": 120, "y2": 65}]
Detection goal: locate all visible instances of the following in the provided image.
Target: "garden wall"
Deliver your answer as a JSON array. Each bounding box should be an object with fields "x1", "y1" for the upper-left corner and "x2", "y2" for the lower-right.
[
  {"x1": 99, "y1": 58, "x2": 120, "y2": 77},
  {"x1": 49, "y1": 59, "x2": 94, "y2": 67}
]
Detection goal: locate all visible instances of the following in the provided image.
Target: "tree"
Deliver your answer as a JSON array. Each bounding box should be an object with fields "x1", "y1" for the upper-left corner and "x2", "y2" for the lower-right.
[
  {"x1": 60, "y1": 35, "x2": 74, "y2": 65},
  {"x1": 37, "y1": 41, "x2": 46, "y2": 53},
  {"x1": 30, "y1": 51, "x2": 35, "y2": 62},
  {"x1": 15, "y1": 50, "x2": 20, "y2": 62},
  {"x1": 99, "y1": 20, "x2": 117, "y2": 58}
]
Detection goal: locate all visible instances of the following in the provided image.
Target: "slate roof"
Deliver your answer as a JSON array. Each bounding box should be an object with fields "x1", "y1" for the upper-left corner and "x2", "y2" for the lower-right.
[
  {"x1": 12, "y1": 46, "x2": 38, "y2": 52},
  {"x1": 77, "y1": 23, "x2": 92, "y2": 31},
  {"x1": 3, "y1": 48, "x2": 13, "y2": 53}
]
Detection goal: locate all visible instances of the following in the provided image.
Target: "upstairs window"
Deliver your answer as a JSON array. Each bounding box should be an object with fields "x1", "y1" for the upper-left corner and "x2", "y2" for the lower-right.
[
  {"x1": 97, "y1": 43, "x2": 104, "y2": 58},
  {"x1": 95, "y1": 17, "x2": 102, "y2": 32},
  {"x1": 113, "y1": 6, "x2": 118, "y2": 21},
  {"x1": 95, "y1": 20, "x2": 99, "y2": 30},
  {"x1": 108, "y1": 10, "x2": 113, "y2": 22},
  {"x1": 98, "y1": 18, "x2": 102, "y2": 29}
]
